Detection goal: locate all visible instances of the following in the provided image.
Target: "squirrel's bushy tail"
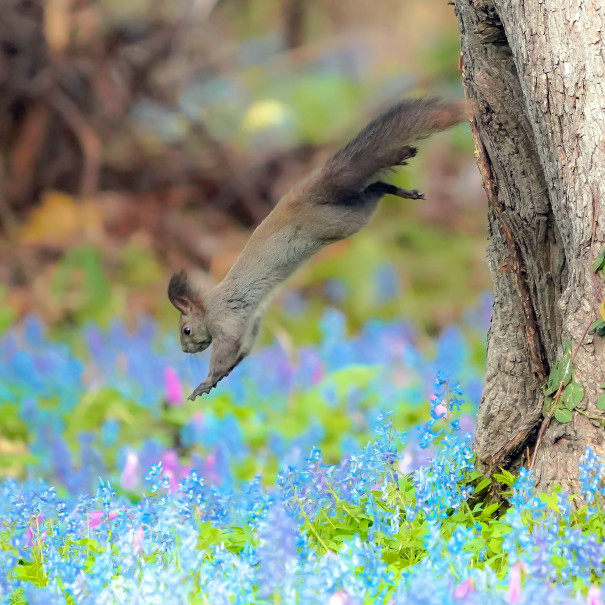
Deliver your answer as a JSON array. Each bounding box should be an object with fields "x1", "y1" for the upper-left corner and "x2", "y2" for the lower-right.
[{"x1": 320, "y1": 97, "x2": 467, "y2": 192}]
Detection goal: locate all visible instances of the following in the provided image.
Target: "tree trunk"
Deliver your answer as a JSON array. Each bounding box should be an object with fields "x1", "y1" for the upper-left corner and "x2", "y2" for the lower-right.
[{"x1": 455, "y1": 0, "x2": 605, "y2": 492}]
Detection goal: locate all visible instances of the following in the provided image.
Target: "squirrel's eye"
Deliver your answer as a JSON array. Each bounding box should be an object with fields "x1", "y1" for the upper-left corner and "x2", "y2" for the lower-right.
[{"x1": 183, "y1": 327, "x2": 191, "y2": 336}]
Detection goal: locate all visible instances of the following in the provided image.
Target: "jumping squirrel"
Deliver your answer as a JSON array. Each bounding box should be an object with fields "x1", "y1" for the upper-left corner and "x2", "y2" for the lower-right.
[{"x1": 168, "y1": 97, "x2": 468, "y2": 399}]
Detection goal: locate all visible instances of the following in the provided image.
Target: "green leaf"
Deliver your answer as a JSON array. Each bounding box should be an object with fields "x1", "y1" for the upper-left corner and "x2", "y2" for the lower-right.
[
  {"x1": 544, "y1": 352, "x2": 572, "y2": 395},
  {"x1": 463, "y1": 538, "x2": 487, "y2": 553},
  {"x1": 562, "y1": 359, "x2": 573, "y2": 386},
  {"x1": 538, "y1": 492, "x2": 560, "y2": 511},
  {"x1": 552, "y1": 554, "x2": 568, "y2": 569},
  {"x1": 13, "y1": 560, "x2": 48, "y2": 587},
  {"x1": 542, "y1": 395, "x2": 553, "y2": 415},
  {"x1": 475, "y1": 477, "x2": 492, "y2": 493},
  {"x1": 493, "y1": 469, "x2": 515, "y2": 486},
  {"x1": 483, "y1": 553, "x2": 505, "y2": 566},
  {"x1": 597, "y1": 394, "x2": 605, "y2": 411},
  {"x1": 562, "y1": 381, "x2": 584, "y2": 410},
  {"x1": 554, "y1": 407, "x2": 573, "y2": 424},
  {"x1": 593, "y1": 246, "x2": 605, "y2": 274},
  {"x1": 488, "y1": 538, "x2": 502, "y2": 554},
  {"x1": 482, "y1": 503, "x2": 500, "y2": 518},
  {"x1": 590, "y1": 319, "x2": 605, "y2": 337},
  {"x1": 489, "y1": 522, "x2": 512, "y2": 538},
  {"x1": 544, "y1": 367, "x2": 562, "y2": 395}
]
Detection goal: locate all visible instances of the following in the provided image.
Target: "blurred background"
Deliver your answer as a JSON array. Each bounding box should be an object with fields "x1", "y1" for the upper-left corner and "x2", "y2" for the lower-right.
[
  {"x1": 0, "y1": 0, "x2": 487, "y2": 337},
  {"x1": 0, "y1": 0, "x2": 489, "y2": 492}
]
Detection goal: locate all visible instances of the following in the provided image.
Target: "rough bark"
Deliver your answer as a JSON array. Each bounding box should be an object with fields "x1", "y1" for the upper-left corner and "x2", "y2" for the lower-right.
[{"x1": 456, "y1": 0, "x2": 605, "y2": 491}]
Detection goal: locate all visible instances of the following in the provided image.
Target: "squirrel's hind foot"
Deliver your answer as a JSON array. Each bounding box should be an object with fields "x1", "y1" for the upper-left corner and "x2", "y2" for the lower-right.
[
  {"x1": 397, "y1": 146, "x2": 418, "y2": 166},
  {"x1": 363, "y1": 181, "x2": 425, "y2": 201}
]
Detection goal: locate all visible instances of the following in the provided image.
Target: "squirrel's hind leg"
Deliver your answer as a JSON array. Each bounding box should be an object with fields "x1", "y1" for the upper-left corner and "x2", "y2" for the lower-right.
[{"x1": 362, "y1": 181, "x2": 425, "y2": 201}]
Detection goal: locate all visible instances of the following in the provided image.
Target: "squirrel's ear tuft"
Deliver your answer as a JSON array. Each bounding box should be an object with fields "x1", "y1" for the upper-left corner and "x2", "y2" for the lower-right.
[{"x1": 168, "y1": 270, "x2": 201, "y2": 314}]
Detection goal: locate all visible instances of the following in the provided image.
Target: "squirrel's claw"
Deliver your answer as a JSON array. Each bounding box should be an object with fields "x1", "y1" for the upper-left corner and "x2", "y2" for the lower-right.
[
  {"x1": 188, "y1": 381, "x2": 215, "y2": 400},
  {"x1": 392, "y1": 187, "x2": 425, "y2": 200},
  {"x1": 189, "y1": 373, "x2": 224, "y2": 400},
  {"x1": 188, "y1": 356, "x2": 242, "y2": 400}
]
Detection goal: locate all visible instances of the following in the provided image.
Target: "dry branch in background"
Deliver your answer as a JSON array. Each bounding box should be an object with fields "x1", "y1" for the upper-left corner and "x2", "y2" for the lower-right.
[{"x1": 0, "y1": 0, "x2": 323, "y2": 280}]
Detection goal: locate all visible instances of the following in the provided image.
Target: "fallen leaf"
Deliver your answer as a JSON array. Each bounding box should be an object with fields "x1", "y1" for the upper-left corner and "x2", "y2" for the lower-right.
[{"x1": 20, "y1": 192, "x2": 102, "y2": 246}]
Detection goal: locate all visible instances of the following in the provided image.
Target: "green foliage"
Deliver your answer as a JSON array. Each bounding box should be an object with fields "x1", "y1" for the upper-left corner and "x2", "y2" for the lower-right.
[
  {"x1": 59, "y1": 537, "x2": 103, "y2": 573},
  {"x1": 493, "y1": 468, "x2": 515, "y2": 488},
  {"x1": 543, "y1": 342, "x2": 573, "y2": 397},
  {"x1": 289, "y1": 459, "x2": 605, "y2": 587},
  {"x1": 561, "y1": 382, "x2": 584, "y2": 411},
  {"x1": 8, "y1": 589, "x2": 27, "y2": 605},
  {"x1": 542, "y1": 342, "x2": 584, "y2": 424},
  {"x1": 51, "y1": 246, "x2": 113, "y2": 325},
  {"x1": 14, "y1": 464, "x2": 587, "y2": 597},
  {"x1": 13, "y1": 559, "x2": 48, "y2": 587},
  {"x1": 554, "y1": 407, "x2": 573, "y2": 424}
]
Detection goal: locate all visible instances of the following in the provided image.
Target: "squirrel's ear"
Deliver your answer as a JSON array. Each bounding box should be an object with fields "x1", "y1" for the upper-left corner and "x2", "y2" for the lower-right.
[{"x1": 168, "y1": 270, "x2": 200, "y2": 315}]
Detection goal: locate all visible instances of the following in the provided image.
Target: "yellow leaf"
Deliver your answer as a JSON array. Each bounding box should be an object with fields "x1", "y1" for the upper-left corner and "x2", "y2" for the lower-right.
[
  {"x1": 241, "y1": 100, "x2": 290, "y2": 133},
  {"x1": 20, "y1": 192, "x2": 102, "y2": 245},
  {"x1": 600, "y1": 301, "x2": 605, "y2": 322}
]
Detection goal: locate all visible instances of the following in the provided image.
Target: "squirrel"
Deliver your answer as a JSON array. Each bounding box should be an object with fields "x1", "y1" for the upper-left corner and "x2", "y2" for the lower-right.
[{"x1": 168, "y1": 97, "x2": 468, "y2": 400}]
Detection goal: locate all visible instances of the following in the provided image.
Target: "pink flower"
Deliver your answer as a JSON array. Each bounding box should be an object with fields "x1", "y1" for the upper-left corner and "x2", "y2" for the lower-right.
[
  {"x1": 587, "y1": 587, "x2": 604, "y2": 605},
  {"x1": 133, "y1": 525, "x2": 145, "y2": 555},
  {"x1": 454, "y1": 578, "x2": 475, "y2": 599},
  {"x1": 25, "y1": 515, "x2": 47, "y2": 548},
  {"x1": 121, "y1": 450, "x2": 140, "y2": 490},
  {"x1": 164, "y1": 367, "x2": 183, "y2": 405},
  {"x1": 507, "y1": 563, "x2": 522, "y2": 604},
  {"x1": 88, "y1": 509, "x2": 119, "y2": 529},
  {"x1": 434, "y1": 403, "x2": 447, "y2": 417}
]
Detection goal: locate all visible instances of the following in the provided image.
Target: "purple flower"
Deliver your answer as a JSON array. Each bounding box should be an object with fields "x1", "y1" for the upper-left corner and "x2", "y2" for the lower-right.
[{"x1": 256, "y1": 502, "x2": 297, "y2": 597}]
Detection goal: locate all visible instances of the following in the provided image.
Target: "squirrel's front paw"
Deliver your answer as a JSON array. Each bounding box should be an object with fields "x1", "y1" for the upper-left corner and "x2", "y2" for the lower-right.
[
  {"x1": 188, "y1": 337, "x2": 246, "y2": 400},
  {"x1": 188, "y1": 382, "x2": 215, "y2": 400},
  {"x1": 188, "y1": 360, "x2": 242, "y2": 400}
]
